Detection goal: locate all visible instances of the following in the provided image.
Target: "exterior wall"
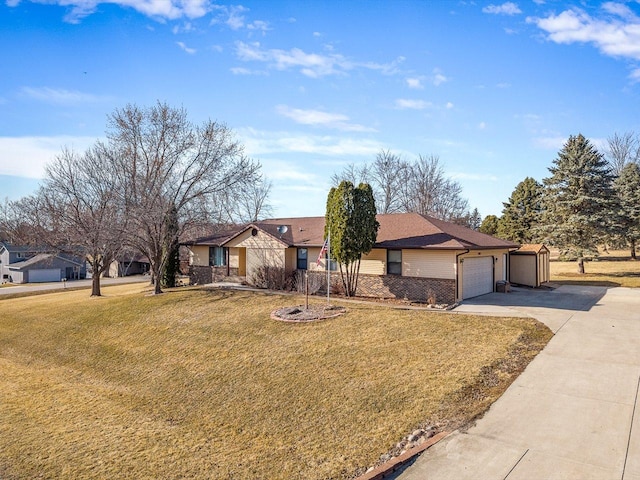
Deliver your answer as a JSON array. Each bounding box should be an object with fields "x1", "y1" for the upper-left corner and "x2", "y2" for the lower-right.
[
  {"x1": 246, "y1": 247, "x2": 285, "y2": 283},
  {"x1": 190, "y1": 245, "x2": 210, "y2": 267},
  {"x1": 539, "y1": 252, "x2": 550, "y2": 284},
  {"x1": 302, "y1": 270, "x2": 456, "y2": 305},
  {"x1": 189, "y1": 265, "x2": 240, "y2": 284},
  {"x1": 8, "y1": 270, "x2": 25, "y2": 283},
  {"x1": 509, "y1": 250, "x2": 550, "y2": 287},
  {"x1": 307, "y1": 247, "x2": 324, "y2": 271},
  {"x1": 360, "y1": 248, "x2": 386, "y2": 275},
  {"x1": 457, "y1": 248, "x2": 512, "y2": 300},
  {"x1": 510, "y1": 254, "x2": 537, "y2": 287},
  {"x1": 285, "y1": 247, "x2": 297, "y2": 273},
  {"x1": 228, "y1": 247, "x2": 240, "y2": 269},
  {"x1": 403, "y1": 250, "x2": 456, "y2": 279}
]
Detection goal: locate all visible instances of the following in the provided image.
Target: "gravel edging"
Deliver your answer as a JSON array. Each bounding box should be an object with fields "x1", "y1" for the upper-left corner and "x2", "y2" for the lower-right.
[{"x1": 356, "y1": 431, "x2": 449, "y2": 480}]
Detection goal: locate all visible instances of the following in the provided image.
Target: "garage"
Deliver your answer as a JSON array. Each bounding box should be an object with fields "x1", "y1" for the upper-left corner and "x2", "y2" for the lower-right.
[
  {"x1": 462, "y1": 256, "x2": 494, "y2": 299},
  {"x1": 28, "y1": 268, "x2": 61, "y2": 283}
]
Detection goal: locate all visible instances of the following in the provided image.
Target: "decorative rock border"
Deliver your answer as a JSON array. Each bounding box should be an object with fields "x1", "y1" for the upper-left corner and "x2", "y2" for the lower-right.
[{"x1": 271, "y1": 304, "x2": 346, "y2": 323}]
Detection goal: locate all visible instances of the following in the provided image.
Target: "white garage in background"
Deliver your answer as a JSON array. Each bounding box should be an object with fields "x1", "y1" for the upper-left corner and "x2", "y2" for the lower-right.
[
  {"x1": 462, "y1": 256, "x2": 494, "y2": 299},
  {"x1": 28, "y1": 268, "x2": 62, "y2": 283}
]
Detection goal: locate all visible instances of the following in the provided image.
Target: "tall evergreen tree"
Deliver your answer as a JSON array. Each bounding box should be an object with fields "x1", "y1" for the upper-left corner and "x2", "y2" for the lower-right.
[
  {"x1": 479, "y1": 215, "x2": 500, "y2": 236},
  {"x1": 162, "y1": 204, "x2": 180, "y2": 288},
  {"x1": 614, "y1": 162, "x2": 640, "y2": 259},
  {"x1": 325, "y1": 181, "x2": 379, "y2": 297},
  {"x1": 539, "y1": 134, "x2": 616, "y2": 273},
  {"x1": 498, "y1": 177, "x2": 543, "y2": 243}
]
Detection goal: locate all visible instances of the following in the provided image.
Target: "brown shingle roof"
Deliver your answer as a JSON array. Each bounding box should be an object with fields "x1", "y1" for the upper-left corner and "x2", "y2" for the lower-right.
[
  {"x1": 225, "y1": 213, "x2": 519, "y2": 250},
  {"x1": 513, "y1": 243, "x2": 549, "y2": 254}
]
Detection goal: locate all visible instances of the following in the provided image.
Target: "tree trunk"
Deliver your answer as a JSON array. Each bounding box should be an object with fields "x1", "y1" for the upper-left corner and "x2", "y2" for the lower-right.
[
  {"x1": 577, "y1": 257, "x2": 585, "y2": 274},
  {"x1": 631, "y1": 239, "x2": 637, "y2": 260},
  {"x1": 91, "y1": 273, "x2": 101, "y2": 297},
  {"x1": 153, "y1": 271, "x2": 163, "y2": 294}
]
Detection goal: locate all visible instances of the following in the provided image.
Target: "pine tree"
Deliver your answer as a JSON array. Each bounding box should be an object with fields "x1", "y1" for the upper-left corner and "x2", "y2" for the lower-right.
[
  {"x1": 614, "y1": 162, "x2": 640, "y2": 259},
  {"x1": 539, "y1": 134, "x2": 616, "y2": 273},
  {"x1": 325, "y1": 181, "x2": 379, "y2": 297},
  {"x1": 162, "y1": 204, "x2": 180, "y2": 288},
  {"x1": 479, "y1": 215, "x2": 500, "y2": 236},
  {"x1": 498, "y1": 177, "x2": 543, "y2": 243}
]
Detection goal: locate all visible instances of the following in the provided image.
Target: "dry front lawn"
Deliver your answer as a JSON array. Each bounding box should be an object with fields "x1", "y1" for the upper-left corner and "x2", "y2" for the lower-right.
[{"x1": 0, "y1": 285, "x2": 551, "y2": 479}]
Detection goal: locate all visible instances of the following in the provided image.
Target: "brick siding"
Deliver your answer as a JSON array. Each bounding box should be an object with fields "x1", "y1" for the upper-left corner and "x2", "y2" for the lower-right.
[
  {"x1": 299, "y1": 270, "x2": 456, "y2": 305},
  {"x1": 189, "y1": 265, "x2": 239, "y2": 285}
]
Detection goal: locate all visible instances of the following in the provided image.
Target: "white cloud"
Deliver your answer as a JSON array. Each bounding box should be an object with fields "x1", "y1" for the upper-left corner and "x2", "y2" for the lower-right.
[
  {"x1": 20, "y1": 86, "x2": 112, "y2": 105},
  {"x1": 395, "y1": 99, "x2": 431, "y2": 110},
  {"x1": 230, "y1": 67, "x2": 266, "y2": 75},
  {"x1": 13, "y1": 0, "x2": 212, "y2": 23},
  {"x1": 234, "y1": 41, "x2": 402, "y2": 78},
  {"x1": 247, "y1": 20, "x2": 270, "y2": 33},
  {"x1": 276, "y1": 105, "x2": 375, "y2": 132},
  {"x1": 445, "y1": 102, "x2": 454, "y2": 109},
  {"x1": 211, "y1": 4, "x2": 248, "y2": 30},
  {"x1": 235, "y1": 41, "x2": 350, "y2": 77},
  {"x1": 496, "y1": 82, "x2": 511, "y2": 88},
  {"x1": 478, "y1": 121, "x2": 487, "y2": 130},
  {"x1": 483, "y1": 2, "x2": 522, "y2": 16},
  {"x1": 528, "y1": 6, "x2": 640, "y2": 61},
  {"x1": 0, "y1": 136, "x2": 96, "y2": 178},
  {"x1": 176, "y1": 41, "x2": 196, "y2": 54},
  {"x1": 629, "y1": 68, "x2": 640, "y2": 82},
  {"x1": 238, "y1": 128, "x2": 383, "y2": 157},
  {"x1": 406, "y1": 77, "x2": 424, "y2": 89},
  {"x1": 432, "y1": 68, "x2": 449, "y2": 86}
]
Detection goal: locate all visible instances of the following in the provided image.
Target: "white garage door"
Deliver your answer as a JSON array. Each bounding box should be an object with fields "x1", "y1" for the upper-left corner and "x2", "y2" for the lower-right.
[
  {"x1": 29, "y1": 269, "x2": 61, "y2": 283},
  {"x1": 462, "y1": 257, "x2": 494, "y2": 299}
]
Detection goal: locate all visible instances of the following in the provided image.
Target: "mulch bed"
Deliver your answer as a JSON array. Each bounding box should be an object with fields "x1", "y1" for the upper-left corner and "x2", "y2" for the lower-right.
[{"x1": 271, "y1": 304, "x2": 347, "y2": 322}]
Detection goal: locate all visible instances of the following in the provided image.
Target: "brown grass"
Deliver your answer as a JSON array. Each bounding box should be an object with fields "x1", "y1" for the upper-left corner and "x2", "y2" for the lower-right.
[
  {"x1": 551, "y1": 249, "x2": 640, "y2": 288},
  {"x1": 0, "y1": 284, "x2": 551, "y2": 479}
]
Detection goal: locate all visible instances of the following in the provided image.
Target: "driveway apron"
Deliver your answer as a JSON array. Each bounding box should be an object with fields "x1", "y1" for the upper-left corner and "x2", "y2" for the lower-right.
[{"x1": 398, "y1": 286, "x2": 640, "y2": 480}]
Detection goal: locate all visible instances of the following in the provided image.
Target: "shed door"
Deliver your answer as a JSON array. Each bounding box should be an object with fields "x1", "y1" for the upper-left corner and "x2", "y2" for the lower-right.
[
  {"x1": 29, "y1": 269, "x2": 61, "y2": 283},
  {"x1": 462, "y1": 257, "x2": 494, "y2": 299}
]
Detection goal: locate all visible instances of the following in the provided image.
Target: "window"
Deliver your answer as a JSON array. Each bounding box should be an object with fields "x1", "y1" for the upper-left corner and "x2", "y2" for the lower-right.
[
  {"x1": 387, "y1": 249, "x2": 402, "y2": 275},
  {"x1": 297, "y1": 248, "x2": 308, "y2": 270},
  {"x1": 209, "y1": 246, "x2": 227, "y2": 267}
]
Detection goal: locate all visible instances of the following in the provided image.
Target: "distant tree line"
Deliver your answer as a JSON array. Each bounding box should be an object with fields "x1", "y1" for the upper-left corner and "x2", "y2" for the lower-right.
[
  {"x1": 479, "y1": 132, "x2": 640, "y2": 273},
  {"x1": 0, "y1": 102, "x2": 272, "y2": 295}
]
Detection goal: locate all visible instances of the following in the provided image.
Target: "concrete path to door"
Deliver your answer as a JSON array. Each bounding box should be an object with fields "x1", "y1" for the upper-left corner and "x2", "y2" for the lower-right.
[{"x1": 398, "y1": 285, "x2": 640, "y2": 480}]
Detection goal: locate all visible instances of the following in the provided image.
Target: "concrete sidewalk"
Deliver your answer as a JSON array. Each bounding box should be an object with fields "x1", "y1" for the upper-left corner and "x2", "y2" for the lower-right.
[{"x1": 399, "y1": 286, "x2": 640, "y2": 480}]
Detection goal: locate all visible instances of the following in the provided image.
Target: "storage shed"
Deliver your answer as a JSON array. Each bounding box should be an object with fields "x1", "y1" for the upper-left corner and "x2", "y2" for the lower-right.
[{"x1": 509, "y1": 244, "x2": 550, "y2": 287}]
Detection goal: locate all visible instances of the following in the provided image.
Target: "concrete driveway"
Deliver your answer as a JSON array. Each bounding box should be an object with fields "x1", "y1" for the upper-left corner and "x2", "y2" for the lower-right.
[{"x1": 398, "y1": 285, "x2": 640, "y2": 480}]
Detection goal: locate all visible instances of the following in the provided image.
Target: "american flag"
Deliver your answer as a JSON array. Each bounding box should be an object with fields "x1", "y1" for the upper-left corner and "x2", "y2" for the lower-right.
[{"x1": 316, "y1": 238, "x2": 328, "y2": 266}]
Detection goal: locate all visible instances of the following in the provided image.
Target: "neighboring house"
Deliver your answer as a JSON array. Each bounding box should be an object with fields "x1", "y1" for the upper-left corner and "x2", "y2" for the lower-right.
[
  {"x1": 107, "y1": 252, "x2": 150, "y2": 277},
  {"x1": 0, "y1": 243, "x2": 86, "y2": 284},
  {"x1": 509, "y1": 244, "x2": 551, "y2": 288},
  {"x1": 184, "y1": 213, "x2": 520, "y2": 303}
]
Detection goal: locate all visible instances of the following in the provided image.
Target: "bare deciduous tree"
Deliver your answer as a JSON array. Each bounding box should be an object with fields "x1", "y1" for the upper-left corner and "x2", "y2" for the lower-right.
[
  {"x1": 214, "y1": 175, "x2": 273, "y2": 224},
  {"x1": 607, "y1": 132, "x2": 640, "y2": 176},
  {"x1": 332, "y1": 151, "x2": 472, "y2": 221},
  {"x1": 109, "y1": 102, "x2": 260, "y2": 294},
  {"x1": 41, "y1": 145, "x2": 127, "y2": 296},
  {"x1": 370, "y1": 150, "x2": 407, "y2": 214},
  {"x1": 400, "y1": 154, "x2": 470, "y2": 221}
]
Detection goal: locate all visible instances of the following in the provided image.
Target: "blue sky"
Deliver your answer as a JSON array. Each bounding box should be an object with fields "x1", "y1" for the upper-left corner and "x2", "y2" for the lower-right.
[{"x1": 2, "y1": 0, "x2": 640, "y2": 218}]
